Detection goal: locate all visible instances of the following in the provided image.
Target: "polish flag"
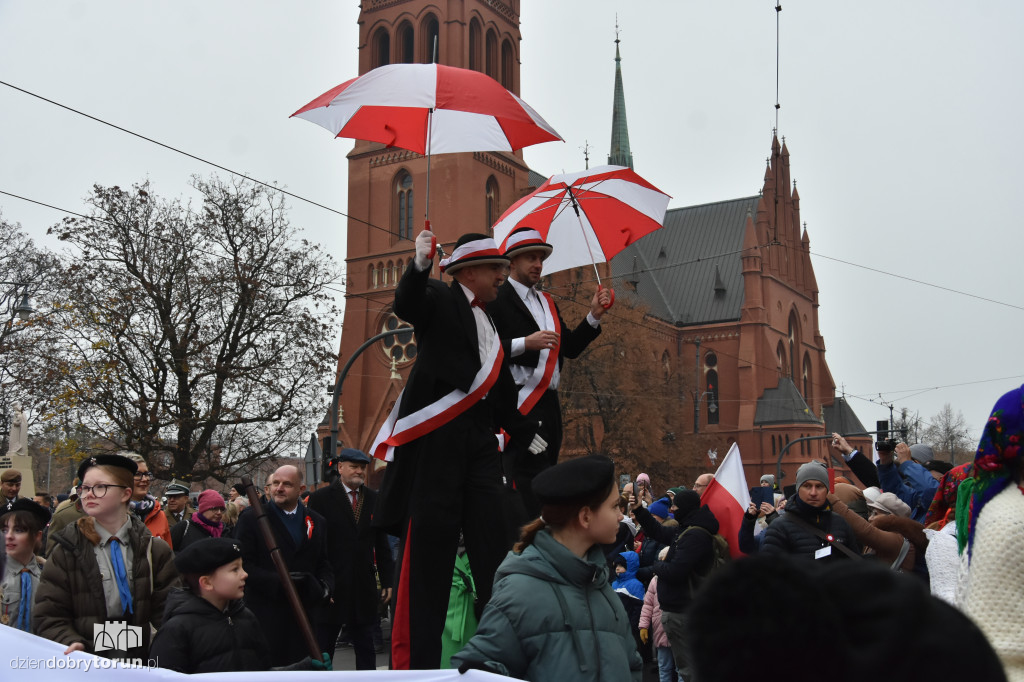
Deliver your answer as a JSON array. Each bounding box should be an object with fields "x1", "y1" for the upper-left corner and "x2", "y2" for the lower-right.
[{"x1": 699, "y1": 442, "x2": 751, "y2": 558}]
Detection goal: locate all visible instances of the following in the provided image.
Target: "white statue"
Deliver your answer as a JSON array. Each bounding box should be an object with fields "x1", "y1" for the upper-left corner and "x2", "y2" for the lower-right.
[{"x1": 7, "y1": 403, "x2": 27, "y2": 456}]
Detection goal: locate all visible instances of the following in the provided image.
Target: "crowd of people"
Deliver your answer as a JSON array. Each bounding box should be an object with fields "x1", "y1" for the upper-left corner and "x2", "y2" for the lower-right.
[
  {"x1": 1, "y1": 448, "x2": 390, "y2": 673},
  {"x1": 1, "y1": 225, "x2": 1021, "y2": 682}
]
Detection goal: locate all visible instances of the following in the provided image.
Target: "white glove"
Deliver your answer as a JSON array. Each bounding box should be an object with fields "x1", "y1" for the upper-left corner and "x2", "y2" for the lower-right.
[
  {"x1": 414, "y1": 230, "x2": 435, "y2": 271},
  {"x1": 658, "y1": 546, "x2": 669, "y2": 561},
  {"x1": 527, "y1": 433, "x2": 548, "y2": 455}
]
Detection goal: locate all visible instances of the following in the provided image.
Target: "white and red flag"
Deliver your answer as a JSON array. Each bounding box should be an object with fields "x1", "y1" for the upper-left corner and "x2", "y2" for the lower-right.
[{"x1": 699, "y1": 442, "x2": 751, "y2": 558}]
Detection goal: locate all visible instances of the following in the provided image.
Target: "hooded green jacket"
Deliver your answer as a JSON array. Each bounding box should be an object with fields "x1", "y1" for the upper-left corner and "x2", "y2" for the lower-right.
[{"x1": 451, "y1": 529, "x2": 642, "y2": 681}]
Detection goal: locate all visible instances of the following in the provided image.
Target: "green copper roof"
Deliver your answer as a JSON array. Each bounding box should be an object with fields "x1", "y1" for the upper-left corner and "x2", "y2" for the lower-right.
[{"x1": 607, "y1": 36, "x2": 633, "y2": 169}]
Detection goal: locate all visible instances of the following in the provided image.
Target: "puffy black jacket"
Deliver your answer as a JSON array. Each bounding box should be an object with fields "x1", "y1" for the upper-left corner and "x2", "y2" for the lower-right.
[
  {"x1": 150, "y1": 589, "x2": 270, "y2": 673},
  {"x1": 761, "y1": 496, "x2": 861, "y2": 562},
  {"x1": 635, "y1": 505, "x2": 720, "y2": 613}
]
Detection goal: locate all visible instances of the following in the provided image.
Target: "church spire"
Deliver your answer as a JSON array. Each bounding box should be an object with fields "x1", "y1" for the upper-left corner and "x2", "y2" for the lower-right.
[{"x1": 607, "y1": 19, "x2": 634, "y2": 169}]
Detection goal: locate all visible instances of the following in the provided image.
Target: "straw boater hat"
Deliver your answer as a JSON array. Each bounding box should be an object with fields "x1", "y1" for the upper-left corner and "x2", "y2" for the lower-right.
[
  {"x1": 439, "y1": 233, "x2": 510, "y2": 275},
  {"x1": 500, "y1": 227, "x2": 553, "y2": 259}
]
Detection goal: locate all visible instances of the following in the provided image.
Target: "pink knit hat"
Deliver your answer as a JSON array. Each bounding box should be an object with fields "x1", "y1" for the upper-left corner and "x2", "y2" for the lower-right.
[{"x1": 197, "y1": 489, "x2": 226, "y2": 514}]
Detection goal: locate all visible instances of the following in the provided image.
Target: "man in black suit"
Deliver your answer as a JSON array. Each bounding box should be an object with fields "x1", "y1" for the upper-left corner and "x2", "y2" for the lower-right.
[
  {"x1": 307, "y1": 448, "x2": 393, "y2": 670},
  {"x1": 234, "y1": 464, "x2": 334, "y2": 667},
  {"x1": 372, "y1": 230, "x2": 545, "y2": 670},
  {"x1": 488, "y1": 227, "x2": 611, "y2": 519}
]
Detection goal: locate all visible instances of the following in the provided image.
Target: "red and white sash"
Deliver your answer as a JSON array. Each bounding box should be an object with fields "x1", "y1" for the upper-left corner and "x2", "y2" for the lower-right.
[
  {"x1": 371, "y1": 338, "x2": 505, "y2": 461},
  {"x1": 516, "y1": 291, "x2": 561, "y2": 414}
]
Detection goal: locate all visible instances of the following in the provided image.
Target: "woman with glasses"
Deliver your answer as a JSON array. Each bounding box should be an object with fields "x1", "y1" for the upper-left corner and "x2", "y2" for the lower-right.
[
  {"x1": 125, "y1": 453, "x2": 172, "y2": 546},
  {"x1": 33, "y1": 454, "x2": 179, "y2": 661}
]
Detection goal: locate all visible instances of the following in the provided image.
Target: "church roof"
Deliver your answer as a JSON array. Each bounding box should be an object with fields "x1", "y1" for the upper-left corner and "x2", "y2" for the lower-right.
[
  {"x1": 822, "y1": 397, "x2": 868, "y2": 435},
  {"x1": 610, "y1": 196, "x2": 760, "y2": 326},
  {"x1": 754, "y1": 377, "x2": 822, "y2": 426}
]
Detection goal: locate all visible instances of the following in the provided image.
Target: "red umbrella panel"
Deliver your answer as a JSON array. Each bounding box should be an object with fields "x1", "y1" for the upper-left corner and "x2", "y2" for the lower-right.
[
  {"x1": 492, "y1": 165, "x2": 671, "y2": 279},
  {"x1": 291, "y1": 63, "x2": 562, "y2": 155}
]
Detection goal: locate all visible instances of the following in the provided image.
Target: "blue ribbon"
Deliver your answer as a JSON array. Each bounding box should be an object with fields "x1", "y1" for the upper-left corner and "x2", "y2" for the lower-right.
[
  {"x1": 18, "y1": 570, "x2": 32, "y2": 632},
  {"x1": 109, "y1": 538, "x2": 134, "y2": 615}
]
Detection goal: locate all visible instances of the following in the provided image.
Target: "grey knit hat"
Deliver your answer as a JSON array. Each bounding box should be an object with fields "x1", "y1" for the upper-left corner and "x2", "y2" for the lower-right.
[{"x1": 796, "y1": 461, "x2": 829, "y2": 489}]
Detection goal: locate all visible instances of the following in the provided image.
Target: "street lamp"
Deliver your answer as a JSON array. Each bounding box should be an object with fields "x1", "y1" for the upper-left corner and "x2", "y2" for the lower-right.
[
  {"x1": 326, "y1": 329, "x2": 406, "y2": 464},
  {"x1": 13, "y1": 292, "x2": 35, "y2": 321}
]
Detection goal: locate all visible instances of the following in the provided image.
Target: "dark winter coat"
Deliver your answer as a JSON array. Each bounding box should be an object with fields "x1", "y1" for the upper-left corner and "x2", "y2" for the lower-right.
[
  {"x1": 761, "y1": 495, "x2": 861, "y2": 562},
  {"x1": 33, "y1": 515, "x2": 179, "y2": 660},
  {"x1": 169, "y1": 514, "x2": 218, "y2": 552},
  {"x1": 233, "y1": 502, "x2": 333, "y2": 666},
  {"x1": 635, "y1": 504, "x2": 720, "y2": 613},
  {"x1": 305, "y1": 481, "x2": 393, "y2": 627},
  {"x1": 451, "y1": 529, "x2": 642, "y2": 681},
  {"x1": 149, "y1": 589, "x2": 270, "y2": 673}
]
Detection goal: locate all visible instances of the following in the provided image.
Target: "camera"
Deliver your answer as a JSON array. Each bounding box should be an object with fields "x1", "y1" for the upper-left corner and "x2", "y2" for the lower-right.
[{"x1": 874, "y1": 438, "x2": 898, "y2": 452}]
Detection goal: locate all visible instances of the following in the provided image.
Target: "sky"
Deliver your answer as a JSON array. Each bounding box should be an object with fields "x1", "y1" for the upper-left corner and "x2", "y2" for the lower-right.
[{"x1": 1, "y1": 1, "x2": 1021, "y2": 449}]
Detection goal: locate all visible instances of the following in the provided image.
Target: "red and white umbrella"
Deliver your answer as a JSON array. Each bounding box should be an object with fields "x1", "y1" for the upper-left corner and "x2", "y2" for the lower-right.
[
  {"x1": 492, "y1": 165, "x2": 671, "y2": 282},
  {"x1": 291, "y1": 63, "x2": 562, "y2": 156}
]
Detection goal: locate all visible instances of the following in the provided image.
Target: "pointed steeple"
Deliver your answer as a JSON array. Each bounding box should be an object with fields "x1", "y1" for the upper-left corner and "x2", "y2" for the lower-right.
[{"x1": 607, "y1": 20, "x2": 634, "y2": 169}]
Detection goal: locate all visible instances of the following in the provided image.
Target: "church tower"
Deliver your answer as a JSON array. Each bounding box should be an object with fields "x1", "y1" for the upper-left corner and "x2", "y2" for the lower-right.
[
  {"x1": 607, "y1": 24, "x2": 633, "y2": 169},
  {"x1": 327, "y1": 1, "x2": 536, "y2": 457}
]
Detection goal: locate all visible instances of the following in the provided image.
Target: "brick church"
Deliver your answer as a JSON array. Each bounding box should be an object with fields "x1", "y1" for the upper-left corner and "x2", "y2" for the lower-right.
[{"x1": 324, "y1": 0, "x2": 871, "y2": 490}]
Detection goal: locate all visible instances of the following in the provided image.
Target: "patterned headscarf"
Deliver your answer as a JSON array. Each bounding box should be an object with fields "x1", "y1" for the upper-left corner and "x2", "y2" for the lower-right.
[
  {"x1": 924, "y1": 461, "x2": 972, "y2": 528},
  {"x1": 962, "y1": 384, "x2": 1024, "y2": 558}
]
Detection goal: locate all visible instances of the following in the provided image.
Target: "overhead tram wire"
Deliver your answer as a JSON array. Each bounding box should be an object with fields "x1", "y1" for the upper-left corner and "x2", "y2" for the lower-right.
[
  {"x1": 0, "y1": 188, "x2": 349, "y2": 298},
  {"x1": 0, "y1": 78, "x2": 395, "y2": 240},
  {"x1": 5, "y1": 83, "x2": 1020, "y2": 315}
]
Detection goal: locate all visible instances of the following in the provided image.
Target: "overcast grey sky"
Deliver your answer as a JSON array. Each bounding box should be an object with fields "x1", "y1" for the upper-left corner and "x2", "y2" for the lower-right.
[{"x1": 1, "y1": 1, "x2": 1021, "y2": 448}]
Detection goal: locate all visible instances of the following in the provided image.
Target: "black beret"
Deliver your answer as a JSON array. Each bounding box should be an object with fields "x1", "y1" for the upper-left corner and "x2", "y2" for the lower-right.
[
  {"x1": 337, "y1": 448, "x2": 371, "y2": 464},
  {"x1": 532, "y1": 455, "x2": 616, "y2": 506},
  {"x1": 77, "y1": 454, "x2": 138, "y2": 482},
  {"x1": 174, "y1": 537, "x2": 244, "y2": 576},
  {"x1": 2, "y1": 498, "x2": 52, "y2": 527}
]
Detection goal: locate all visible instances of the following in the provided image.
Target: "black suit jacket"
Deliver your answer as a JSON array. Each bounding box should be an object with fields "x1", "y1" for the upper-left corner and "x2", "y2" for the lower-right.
[
  {"x1": 374, "y1": 263, "x2": 536, "y2": 533},
  {"x1": 233, "y1": 502, "x2": 334, "y2": 631},
  {"x1": 489, "y1": 279, "x2": 601, "y2": 378},
  {"x1": 307, "y1": 482, "x2": 393, "y2": 626}
]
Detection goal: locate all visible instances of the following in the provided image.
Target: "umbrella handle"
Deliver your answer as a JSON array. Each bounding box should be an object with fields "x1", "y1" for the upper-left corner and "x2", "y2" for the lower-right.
[
  {"x1": 425, "y1": 220, "x2": 437, "y2": 259},
  {"x1": 599, "y1": 284, "x2": 615, "y2": 310}
]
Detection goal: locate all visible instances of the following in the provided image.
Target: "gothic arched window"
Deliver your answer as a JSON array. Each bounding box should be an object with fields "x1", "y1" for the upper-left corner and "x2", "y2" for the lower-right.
[
  {"x1": 788, "y1": 312, "x2": 799, "y2": 380},
  {"x1": 485, "y1": 29, "x2": 498, "y2": 80},
  {"x1": 397, "y1": 22, "x2": 414, "y2": 64},
  {"x1": 372, "y1": 27, "x2": 390, "y2": 68},
  {"x1": 706, "y1": 369, "x2": 719, "y2": 425},
  {"x1": 421, "y1": 14, "x2": 439, "y2": 63},
  {"x1": 485, "y1": 176, "x2": 499, "y2": 232},
  {"x1": 468, "y1": 18, "x2": 482, "y2": 71},
  {"x1": 802, "y1": 352, "x2": 812, "y2": 400},
  {"x1": 395, "y1": 171, "x2": 414, "y2": 240},
  {"x1": 500, "y1": 39, "x2": 514, "y2": 90}
]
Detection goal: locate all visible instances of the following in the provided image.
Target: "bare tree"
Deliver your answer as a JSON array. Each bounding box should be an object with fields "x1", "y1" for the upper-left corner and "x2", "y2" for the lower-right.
[
  {"x1": 0, "y1": 214, "x2": 63, "y2": 451},
  {"x1": 923, "y1": 403, "x2": 973, "y2": 465},
  {"x1": 891, "y1": 406, "x2": 923, "y2": 445},
  {"x1": 24, "y1": 176, "x2": 341, "y2": 480}
]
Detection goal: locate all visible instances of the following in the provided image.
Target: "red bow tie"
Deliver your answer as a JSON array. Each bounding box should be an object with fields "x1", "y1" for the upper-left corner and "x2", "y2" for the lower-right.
[{"x1": 471, "y1": 297, "x2": 487, "y2": 311}]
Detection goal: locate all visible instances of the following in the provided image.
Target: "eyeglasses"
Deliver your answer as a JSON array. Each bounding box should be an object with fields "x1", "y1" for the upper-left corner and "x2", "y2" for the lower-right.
[
  {"x1": 134, "y1": 472, "x2": 154, "y2": 480},
  {"x1": 80, "y1": 483, "x2": 130, "y2": 498}
]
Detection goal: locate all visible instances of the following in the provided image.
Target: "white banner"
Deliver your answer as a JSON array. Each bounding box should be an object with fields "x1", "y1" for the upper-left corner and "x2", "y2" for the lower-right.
[{"x1": 0, "y1": 625, "x2": 503, "y2": 680}]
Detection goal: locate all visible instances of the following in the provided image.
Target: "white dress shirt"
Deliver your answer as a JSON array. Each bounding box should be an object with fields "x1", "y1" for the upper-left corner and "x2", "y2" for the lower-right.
[
  {"x1": 507, "y1": 277, "x2": 599, "y2": 390},
  {"x1": 458, "y1": 283, "x2": 495, "y2": 367}
]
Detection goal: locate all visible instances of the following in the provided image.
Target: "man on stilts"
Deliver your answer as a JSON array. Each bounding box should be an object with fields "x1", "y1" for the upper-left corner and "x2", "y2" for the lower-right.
[
  {"x1": 371, "y1": 229, "x2": 545, "y2": 670},
  {"x1": 489, "y1": 227, "x2": 611, "y2": 520}
]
